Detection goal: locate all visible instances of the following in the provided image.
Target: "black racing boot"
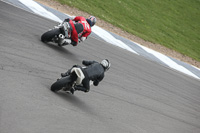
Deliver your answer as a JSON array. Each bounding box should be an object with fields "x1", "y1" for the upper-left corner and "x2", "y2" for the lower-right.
[
  {"x1": 61, "y1": 69, "x2": 71, "y2": 77},
  {"x1": 61, "y1": 72, "x2": 68, "y2": 77},
  {"x1": 69, "y1": 88, "x2": 75, "y2": 94}
]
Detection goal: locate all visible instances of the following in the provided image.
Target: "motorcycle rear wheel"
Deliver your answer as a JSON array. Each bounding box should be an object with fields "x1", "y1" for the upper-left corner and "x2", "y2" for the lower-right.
[
  {"x1": 51, "y1": 76, "x2": 72, "y2": 92},
  {"x1": 41, "y1": 28, "x2": 60, "y2": 42}
]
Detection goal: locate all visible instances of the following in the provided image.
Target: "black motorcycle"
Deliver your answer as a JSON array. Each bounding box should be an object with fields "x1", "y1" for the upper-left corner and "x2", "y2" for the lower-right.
[
  {"x1": 41, "y1": 21, "x2": 72, "y2": 46},
  {"x1": 51, "y1": 67, "x2": 85, "y2": 92}
]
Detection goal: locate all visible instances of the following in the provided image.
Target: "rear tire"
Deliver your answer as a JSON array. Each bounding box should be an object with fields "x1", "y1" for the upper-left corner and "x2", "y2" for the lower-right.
[
  {"x1": 41, "y1": 28, "x2": 60, "y2": 42},
  {"x1": 51, "y1": 76, "x2": 72, "y2": 92}
]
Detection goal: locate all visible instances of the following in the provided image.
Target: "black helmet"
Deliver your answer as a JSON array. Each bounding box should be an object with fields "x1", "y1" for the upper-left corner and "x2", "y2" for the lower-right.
[
  {"x1": 100, "y1": 59, "x2": 111, "y2": 71},
  {"x1": 86, "y1": 16, "x2": 96, "y2": 27}
]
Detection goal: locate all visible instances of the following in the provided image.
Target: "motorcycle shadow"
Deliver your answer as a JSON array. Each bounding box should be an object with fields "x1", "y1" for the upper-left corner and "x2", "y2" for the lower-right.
[
  {"x1": 54, "y1": 91, "x2": 97, "y2": 115},
  {"x1": 41, "y1": 42, "x2": 79, "y2": 60},
  {"x1": 42, "y1": 42, "x2": 70, "y2": 53}
]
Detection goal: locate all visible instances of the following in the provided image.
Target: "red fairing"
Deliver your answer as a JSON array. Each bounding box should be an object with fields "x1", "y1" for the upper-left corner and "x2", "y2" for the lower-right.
[
  {"x1": 68, "y1": 19, "x2": 78, "y2": 43},
  {"x1": 73, "y1": 16, "x2": 92, "y2": 37}
]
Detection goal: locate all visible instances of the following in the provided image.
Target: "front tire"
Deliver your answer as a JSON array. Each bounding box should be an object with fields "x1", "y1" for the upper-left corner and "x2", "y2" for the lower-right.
[
  {"x1": 51, "y1": 76, "x2": 72, "y2": 92},
  {"x1": 41, "y1": 28, "x2": 60, "y2": 42}
]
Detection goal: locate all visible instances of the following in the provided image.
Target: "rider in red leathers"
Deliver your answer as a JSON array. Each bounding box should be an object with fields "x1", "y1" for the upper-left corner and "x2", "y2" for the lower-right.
[{"x1": 58, "y1": 16, "x2": 96, "y2": 46}]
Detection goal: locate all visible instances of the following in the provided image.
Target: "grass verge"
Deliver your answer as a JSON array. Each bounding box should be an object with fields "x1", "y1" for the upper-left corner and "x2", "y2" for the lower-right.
[{"x1": 56, "y1": 0, "x2": 200, "y2": 61}]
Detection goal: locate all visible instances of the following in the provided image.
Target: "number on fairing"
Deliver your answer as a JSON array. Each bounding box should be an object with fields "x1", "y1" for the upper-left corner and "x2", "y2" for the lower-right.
[{"x1": 82, "y1": 21, "x2": 90, "y2": 30}]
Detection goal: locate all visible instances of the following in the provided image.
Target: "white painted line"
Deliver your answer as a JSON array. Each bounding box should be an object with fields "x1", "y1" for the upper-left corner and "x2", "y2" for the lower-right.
[
  {"x1": 92, "y1": 26, "x2": 138, "y2": 55},
  {"x1": 18, "y1": 0, "x2": 62, "y2": 22},
  {"x1": 192, "y1": 65, "x2": 200, "y2": 71},
  {"x1": 137, "y1": 43, "x2": 200, "y2": 79}
]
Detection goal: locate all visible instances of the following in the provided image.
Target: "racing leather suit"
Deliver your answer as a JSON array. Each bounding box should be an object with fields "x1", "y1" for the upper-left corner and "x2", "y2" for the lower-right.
[
  {"x1": 64, "y1": 16, "x2": 92, "y2": 46},
  {"x1": 73, "y1": 16, "x2": 92, "y2": 41},
  {"x1": 66, "y1": 60, "x2": 105, "y2": 92}
]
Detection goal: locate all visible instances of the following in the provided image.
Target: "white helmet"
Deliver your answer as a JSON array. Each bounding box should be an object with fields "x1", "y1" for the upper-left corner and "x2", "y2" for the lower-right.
[{"x1": 101, "y1": 59, "x2": 111, "y2": 71}]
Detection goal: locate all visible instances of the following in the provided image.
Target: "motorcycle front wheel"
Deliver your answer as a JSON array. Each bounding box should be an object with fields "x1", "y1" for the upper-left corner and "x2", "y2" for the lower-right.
[
  {"x1": 41, "y1": 28, "x2": 60, "y2": 42},
  {"x1": 51, "y1": 76, "x2": 72, "y2": 92}
]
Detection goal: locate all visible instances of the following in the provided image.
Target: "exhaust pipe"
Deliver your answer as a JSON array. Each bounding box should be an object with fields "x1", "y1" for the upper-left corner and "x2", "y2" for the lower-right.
[{"x1": 59, "y1": 34, "x2": 65, "y2": 39}]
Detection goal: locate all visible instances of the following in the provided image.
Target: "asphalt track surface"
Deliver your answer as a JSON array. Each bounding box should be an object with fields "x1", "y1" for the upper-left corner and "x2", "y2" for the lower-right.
[{"x1": 0, "y1": 1, "x2": 200, "y2": 133}]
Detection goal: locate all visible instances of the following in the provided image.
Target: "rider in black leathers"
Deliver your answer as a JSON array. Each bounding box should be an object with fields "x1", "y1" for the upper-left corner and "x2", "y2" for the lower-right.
[{"x1": 61, "y1": 59, "x2": 111, "y2": 94}]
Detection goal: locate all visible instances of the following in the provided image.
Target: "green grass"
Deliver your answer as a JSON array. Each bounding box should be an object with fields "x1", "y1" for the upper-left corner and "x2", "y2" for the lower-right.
[{"x1": 55, "y1": 0, "x2": 200, "y2": 61}]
